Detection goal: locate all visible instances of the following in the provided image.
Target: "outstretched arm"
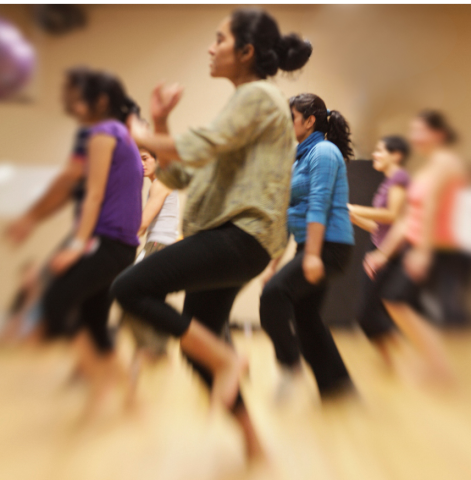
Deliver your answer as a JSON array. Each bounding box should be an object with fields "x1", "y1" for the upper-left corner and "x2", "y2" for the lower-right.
[
  {"x1": 350, "y1": 212, "x2": 378, "y2": 233},
  {"x1": 5, "y1": 160, "x2": 84, "y2": 244},
  {"x1": 348, "y1": 185, "x2": 407, "y2": 224}
]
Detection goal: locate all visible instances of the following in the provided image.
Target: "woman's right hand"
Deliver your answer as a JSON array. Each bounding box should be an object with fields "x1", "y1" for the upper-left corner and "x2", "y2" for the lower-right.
[
  {"x1": 363, "y1": 249, "x2": 388, "y2": 279},
  {"x1": 150, "y1": 82, "x2": 184, "y2": 123},
  {"x1": 5, "y1": 214, "x2": 36, "y2": 245},
  {"x1": 260, "y1": 263, "x2": 277, "y2": 288},
  {"x1": 127, "y1": 115, "x2": 150, "y2": 146}
]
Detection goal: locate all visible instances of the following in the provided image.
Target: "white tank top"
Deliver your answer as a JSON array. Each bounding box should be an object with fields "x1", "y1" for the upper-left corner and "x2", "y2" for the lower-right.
[{"x1": 146, "y1": 187, "x2": 179, "y2": 245}]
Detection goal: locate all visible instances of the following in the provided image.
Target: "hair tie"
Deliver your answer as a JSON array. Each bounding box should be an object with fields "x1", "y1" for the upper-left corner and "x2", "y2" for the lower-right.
[{"x1": 327, "y1": 109, "x2": 332, "y2": 117}]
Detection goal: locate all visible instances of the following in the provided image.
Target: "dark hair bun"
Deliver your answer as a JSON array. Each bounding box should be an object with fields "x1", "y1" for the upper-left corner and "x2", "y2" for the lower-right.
[
  {"x1": 230, "y1": 8, "x2": 312, "y2": 79},
  {"x1": 277, "y1": 34, "x2": 312, "y2": 72}
]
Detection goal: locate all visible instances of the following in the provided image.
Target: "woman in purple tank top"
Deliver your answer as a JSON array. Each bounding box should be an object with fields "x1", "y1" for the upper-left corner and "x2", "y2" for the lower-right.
[
  {"x1": 41, "y1": 70, "x2": 143, "y2": 400},
  {"x1": 348, "y1": 136, "x2": 410, "y2": 365}
]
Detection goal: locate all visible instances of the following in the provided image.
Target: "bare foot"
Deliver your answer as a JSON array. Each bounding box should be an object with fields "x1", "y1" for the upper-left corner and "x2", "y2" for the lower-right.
[
  {"x1": 211, "y1": 354, "x2": 248, "y2": 409},
  {"x1": 233, "y1": 403, "x2": 266, "y2": 461}
]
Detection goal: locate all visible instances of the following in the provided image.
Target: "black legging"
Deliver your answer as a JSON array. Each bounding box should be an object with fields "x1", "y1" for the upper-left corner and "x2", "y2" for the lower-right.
[
  {"x1": 260, "y1": 242, "x2": 353, "y2": 394},
  {"x1": 111, "y1": 222, "x2": 271, "y2": 389},
  {"x1": 42, "y1": 236, "x2": 136, "y2": 352},
  {"x1": 357, "y1": 241, "x2": 396, "y2": 339}
]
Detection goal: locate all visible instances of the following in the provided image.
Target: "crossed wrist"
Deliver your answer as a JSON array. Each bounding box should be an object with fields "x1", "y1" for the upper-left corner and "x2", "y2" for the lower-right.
[
  {"x1": 376, "y1": 247, "x2": 389, "y2": 259},
  {"x1": 68, "y1": 237, "x2": 86, "y2": 251}
]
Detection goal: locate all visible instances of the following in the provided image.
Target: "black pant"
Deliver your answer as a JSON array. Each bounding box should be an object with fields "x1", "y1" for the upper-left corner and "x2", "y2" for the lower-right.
[
  {"x1": 111, "y1": 222, "x2": 271, "y2": 390},
  {"x1": 260, "y1": 242, "x2": 353, "y2": 393},
  {"x1": 357, "y1": 241, "x2": 396, "y2": 339},
  {"x1": 42, "y1": 236, "x2": 136, "y2": 352}
]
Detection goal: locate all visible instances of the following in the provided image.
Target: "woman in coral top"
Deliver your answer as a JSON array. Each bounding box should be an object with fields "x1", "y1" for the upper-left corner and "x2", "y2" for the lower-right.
[{"x1": 364, "y1": 110, "x2": 468, "y2": 380}]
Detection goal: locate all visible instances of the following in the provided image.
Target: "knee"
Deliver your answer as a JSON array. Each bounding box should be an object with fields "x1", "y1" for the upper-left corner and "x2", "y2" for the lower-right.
[
  {"x1": 110, "y1": 270, "x2": 136, "y2": 308},
  {"x1": 259, "y1": 282, "x2": 283, "y2": 329},
  {"x1": 41, "y1": 284, "x2": 68, "y2": 336},
  {"x1": 260, "y1": 280, "x2": 284, "y2": 306},
  {"x1": 382, "y1": 298, "x2": 406, "y2": 314}
]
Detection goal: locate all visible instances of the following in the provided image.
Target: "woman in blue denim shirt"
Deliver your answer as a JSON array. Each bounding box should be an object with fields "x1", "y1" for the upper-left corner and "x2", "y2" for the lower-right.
[{"x1": 260, "y1": 93, "x2": 355, "y2": 398}]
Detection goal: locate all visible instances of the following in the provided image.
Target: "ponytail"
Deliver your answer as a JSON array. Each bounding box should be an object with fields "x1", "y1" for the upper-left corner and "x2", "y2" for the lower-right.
[
  {"x1": 76, "y1": 69, "x2": 140, "y2": 124},
  {"x1": 326, "y1": 110, "x2": 354, "y2": 161},
  {"x1": 120, "y1": 96, "x2": 140, "y2": 123},
  {"x1": 290, "y1": 93, "x2": 354, "y2": 161}
]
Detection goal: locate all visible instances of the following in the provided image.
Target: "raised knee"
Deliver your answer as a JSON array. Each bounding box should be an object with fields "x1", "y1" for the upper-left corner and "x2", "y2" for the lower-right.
[
  {"x1": 259, "y1": 283, "x2": 283, "y2": 329},
  {"x1": 110, "y1": 272, "x2": 134, "y2": 306}
]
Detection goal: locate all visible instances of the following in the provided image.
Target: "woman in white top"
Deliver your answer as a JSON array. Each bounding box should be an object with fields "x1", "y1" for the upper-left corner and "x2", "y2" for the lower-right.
[
  {"x1": 138, "y1": 148, "x2": 179, "y2": 250},
  {"x1": 124, "y1": 147, "x2": 179, "y2": 361}
]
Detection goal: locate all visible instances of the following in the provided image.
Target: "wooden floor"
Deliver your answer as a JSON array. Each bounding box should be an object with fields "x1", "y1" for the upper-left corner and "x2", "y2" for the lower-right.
[{"x1": 1, "y1": 327, "x2": 471, "y2": 480}]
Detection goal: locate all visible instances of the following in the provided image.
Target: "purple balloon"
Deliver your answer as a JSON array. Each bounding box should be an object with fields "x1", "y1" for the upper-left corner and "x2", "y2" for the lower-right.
[{"x1": 0, "y1": 18, "x2": 36, "y2": 99}]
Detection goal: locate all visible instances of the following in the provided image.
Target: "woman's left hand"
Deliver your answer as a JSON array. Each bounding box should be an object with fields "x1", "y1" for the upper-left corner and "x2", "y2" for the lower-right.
[
  {"x1": 403, "y1": 247, "x2": 432, "y2": 282},
  {"x1": 347, "y1": 203, "x2": 358, "y2": 214},
  {"x1": 303, "y1": 253, "x2": 325, "y2": 284},
  {"x1": 150, "y1": 82, "x2": 184, "y2": 122},
  {"x1": 127, "y1": 115, "x2": 150, "y2": 146},
  {"x1": 50, "y1": 247, "x2": 83, "y2": 275}
]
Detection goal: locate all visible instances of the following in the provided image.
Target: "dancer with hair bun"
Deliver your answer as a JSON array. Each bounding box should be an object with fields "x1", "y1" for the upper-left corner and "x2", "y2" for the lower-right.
[
  {"x1": 112, "y1": 7, "x2": 311, "y2": 458},
  {"x1": 260, "y1": 93, "x2": 356, "y2": 399}
]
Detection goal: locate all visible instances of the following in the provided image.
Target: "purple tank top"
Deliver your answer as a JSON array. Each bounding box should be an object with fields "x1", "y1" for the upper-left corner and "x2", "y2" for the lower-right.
[
  {"x1": 85, "y1": 120, "x2": 143, "y2": 246},
  {"x1": 372, "y1": 168, "x2": 410, "y2": 247}
]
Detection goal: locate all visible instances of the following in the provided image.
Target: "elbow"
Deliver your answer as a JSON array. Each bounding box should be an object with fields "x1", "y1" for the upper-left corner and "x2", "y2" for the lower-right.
[
  {"x1": 384, "y1": 212, "x2": 399, "y2": 225},
  {"x1": 138, "y1": 222, "x2": 149, "y2": 236},
  {"x1": 306, "y1": 208, "x2": 327, "y2": 227},
  {"x1": 86, "y1": 191, "x2": 105, "y2": 206}
]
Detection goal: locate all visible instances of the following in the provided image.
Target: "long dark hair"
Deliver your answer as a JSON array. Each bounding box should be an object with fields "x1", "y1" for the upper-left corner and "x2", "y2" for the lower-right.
[
  {"x1": 230, "y1": 8, "x2": 312, "y2": 79},
  {"x1": 65, "y1": 65, "x2": 90, "y2": 88},
  {"x1": 290, "y1": 93, "x2": 354, "y2": 161},
  {"x1": 75, "y1": 70, "x2": 140, "y2": 123},
  {"x1": 417, "y1": 109, "x2": 457, "y2": 145}
]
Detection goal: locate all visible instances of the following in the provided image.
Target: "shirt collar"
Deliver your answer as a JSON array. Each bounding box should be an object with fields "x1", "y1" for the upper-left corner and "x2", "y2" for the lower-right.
[{"x1": 296, "y1": 131, "x2": 325, "y2": 160}]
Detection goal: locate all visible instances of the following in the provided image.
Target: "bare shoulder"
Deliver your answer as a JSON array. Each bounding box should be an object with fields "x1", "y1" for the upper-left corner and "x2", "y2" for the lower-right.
[
  {"x1": 433, "y1": 149, "x2": 461, "y2": 166},
  {"x1": 149, "y1": 178, "x2": 171, "y2": 196}
]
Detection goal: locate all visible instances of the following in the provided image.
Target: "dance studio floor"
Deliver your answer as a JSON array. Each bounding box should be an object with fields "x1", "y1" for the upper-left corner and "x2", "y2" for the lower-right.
[{"x1": 1, "y1": 328, "x2": 471, "y2": 480}]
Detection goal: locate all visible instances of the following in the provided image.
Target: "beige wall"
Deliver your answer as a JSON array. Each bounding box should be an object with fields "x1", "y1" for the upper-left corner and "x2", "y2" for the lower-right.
[{"x1": 1, "y1": 5, "x2": 471, "y2": 322}]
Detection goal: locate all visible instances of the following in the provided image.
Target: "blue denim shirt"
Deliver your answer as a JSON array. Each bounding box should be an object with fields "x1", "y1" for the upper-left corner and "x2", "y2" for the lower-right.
[{"x1": 287, "y1": 131, "x2": 354, "y2": 245}]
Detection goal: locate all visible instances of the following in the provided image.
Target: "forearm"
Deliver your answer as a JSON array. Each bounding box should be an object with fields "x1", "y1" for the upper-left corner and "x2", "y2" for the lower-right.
[
  {"x1": 305, "y1": 222, "x2": 325, "y2": 256},
  {"x1": 74, "y1": 195, "x2": 102, "y2": 242},
  {"x1": 26, "y1": 174, "x2": 74, "y2": 222},
  {"x1": 137, "y1": 131, "x2": 180, "y2": 165},
  {"x1": 351, "y1": 214, "x2": 378, "y2": 233},
  {"x1": 350, "y1": 205, "x2": 395, "y2": 224},
  {"x1": 154, "y1": 118, "x2": 169, "y2": 135},
  {"x1": 377, "y1": 218, "x2": 406, "y2": 257}
]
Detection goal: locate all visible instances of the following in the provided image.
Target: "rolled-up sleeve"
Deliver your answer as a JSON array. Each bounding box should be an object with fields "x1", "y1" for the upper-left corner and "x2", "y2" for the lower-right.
[
  {"x1": 174, "y1": 84, "x2": 277, "y2": 168},
  {"x1": 306, "y1": 144, "x2": 339, "y2": 226},
  {"x1": 156, "y1": 162, "x2": 193, "y2": 190}
]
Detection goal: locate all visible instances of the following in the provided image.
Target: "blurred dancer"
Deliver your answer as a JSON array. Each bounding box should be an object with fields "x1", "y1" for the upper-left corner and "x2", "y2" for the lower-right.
[
  {"x1": 123, "y1": 147, "x2": 179, "y2": 371},
  {"x1": 364, "y1": 110, "x2": 468, "y2": 379},
  {"x1": 259, "y1": 93, "x2": 355, "y2": 398},
  {"x1": 349, "y1": 136, "x2": 410, "y2": 363},
  {"x1": 8, "y1": 69, "x2": 143, "y2": 390},
  {"x1": 42, "y1": 71, "x2": 143, "y2": 391},
  {"x1": 112, "y1": 8, "x2": 312, "y2": 458},
  {"x1": 3, "y1": 66, "x2": 91, "y2": 341}
]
